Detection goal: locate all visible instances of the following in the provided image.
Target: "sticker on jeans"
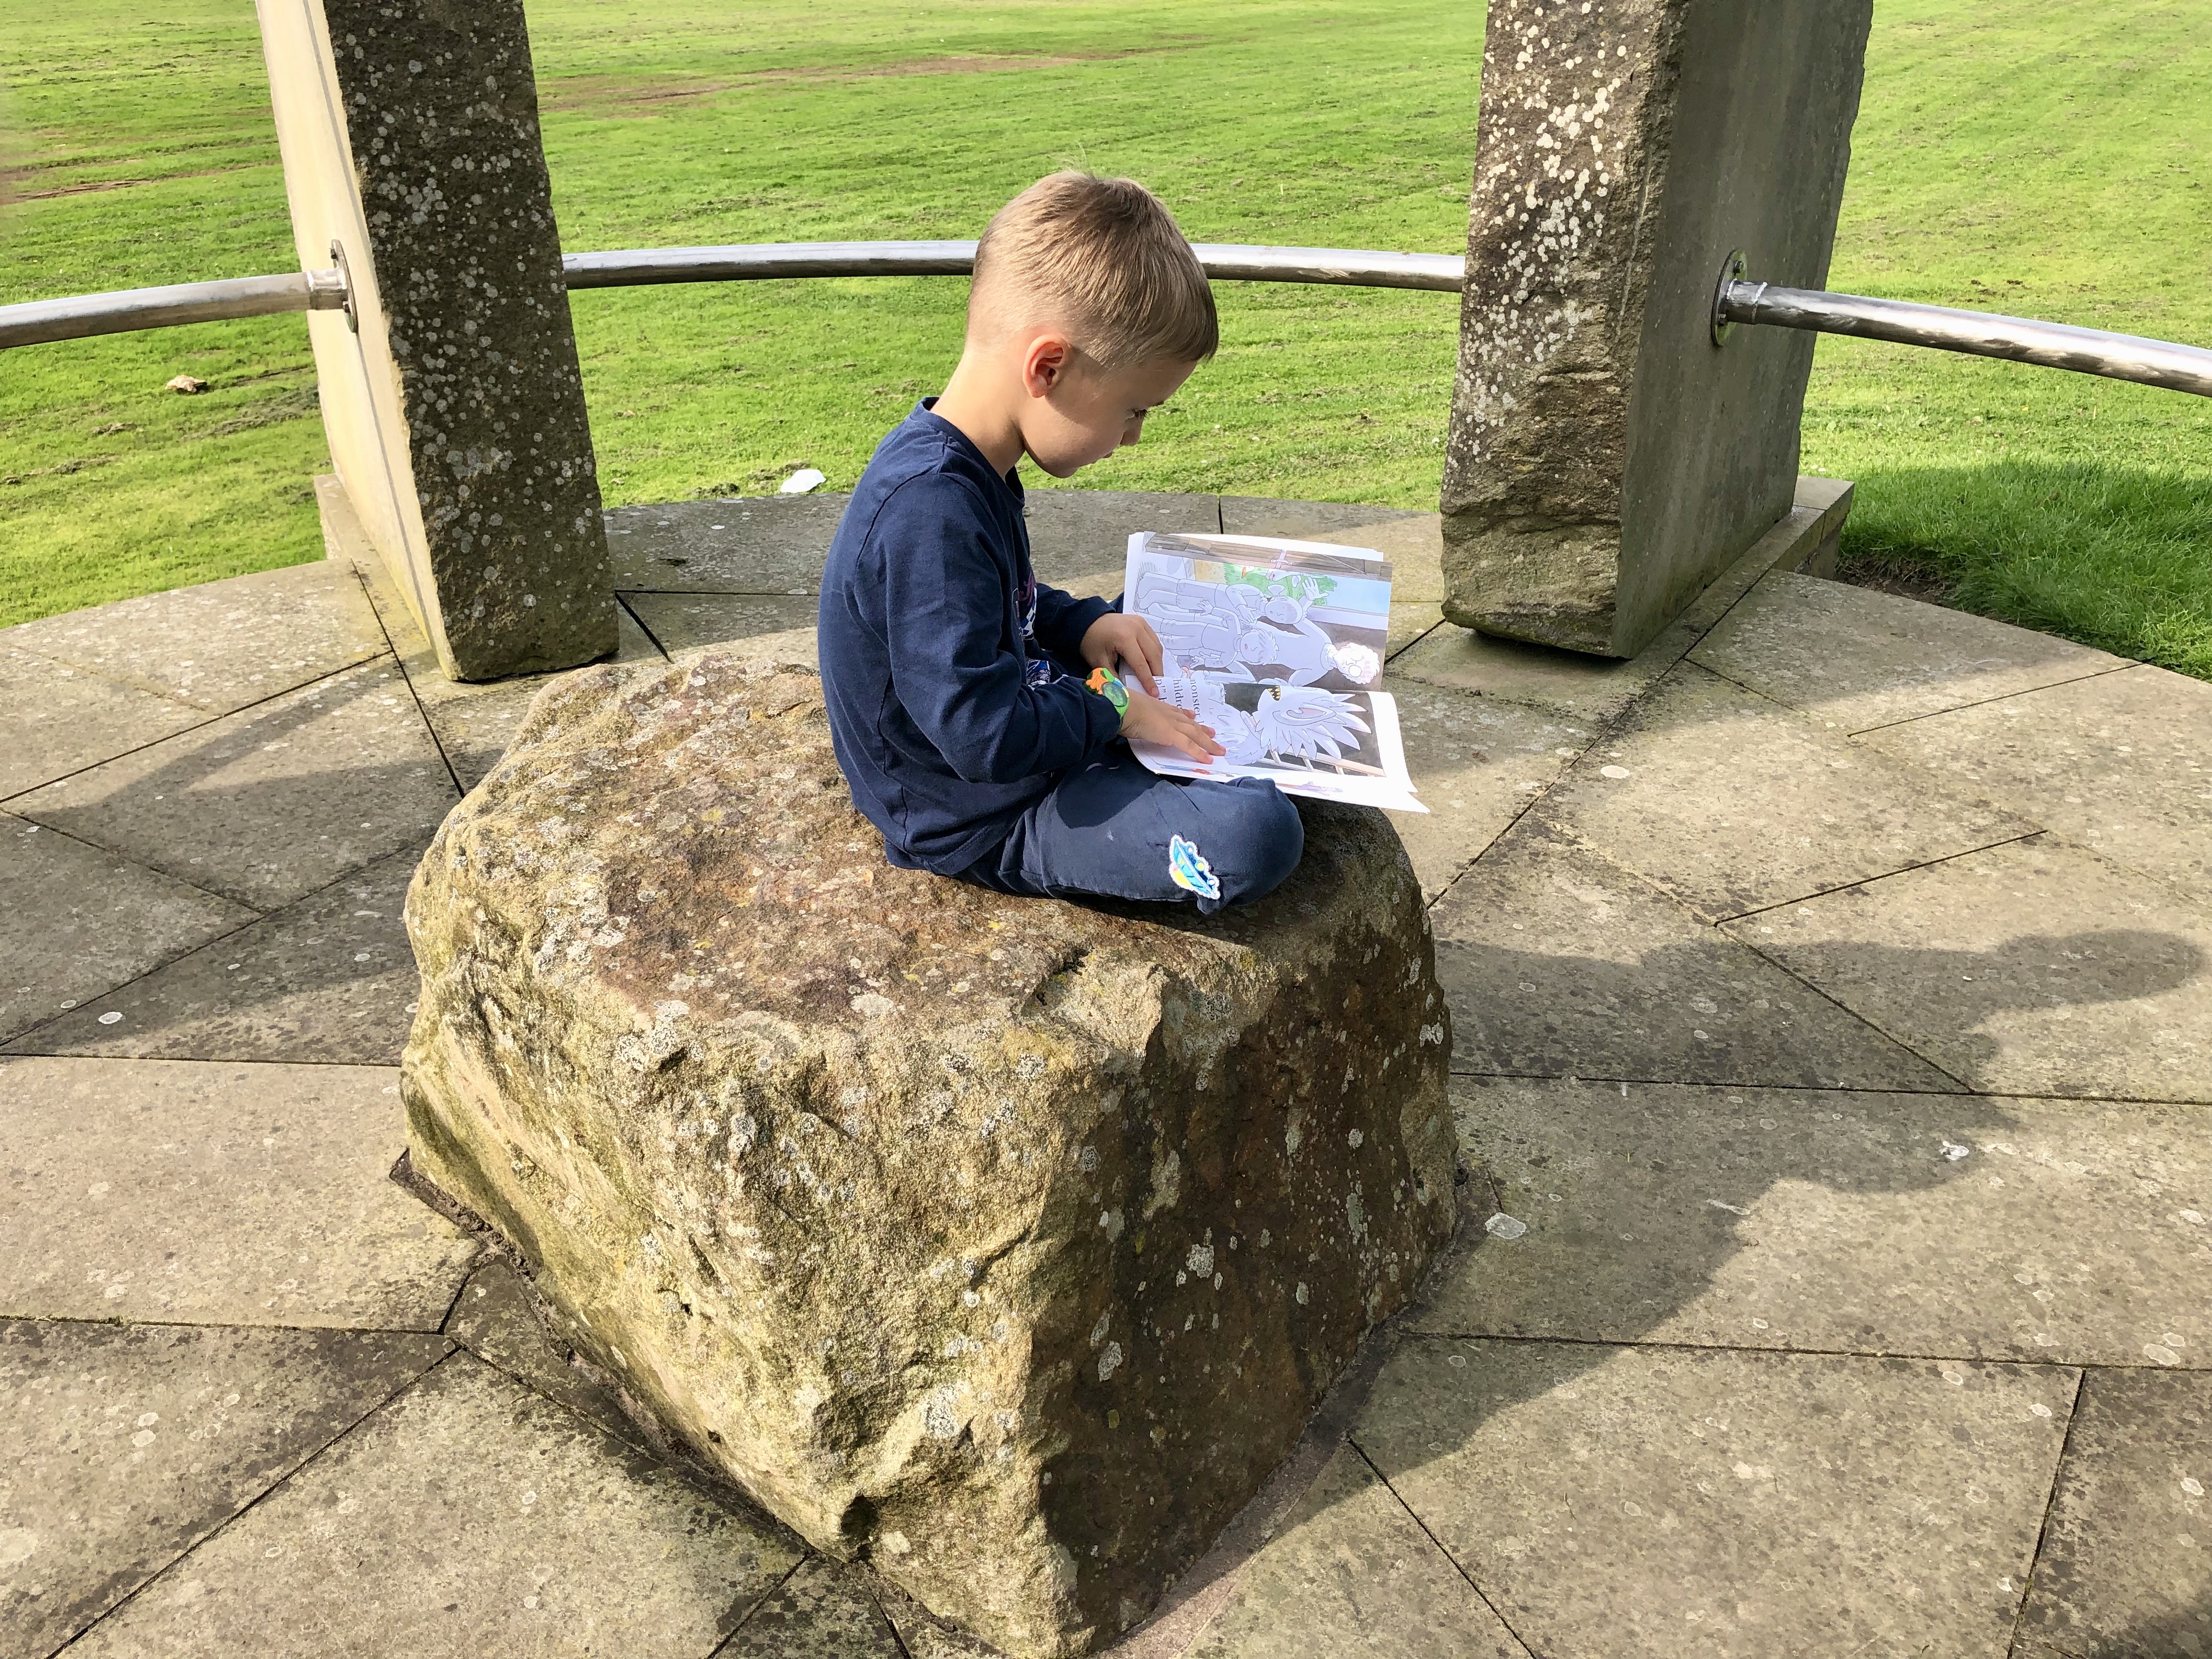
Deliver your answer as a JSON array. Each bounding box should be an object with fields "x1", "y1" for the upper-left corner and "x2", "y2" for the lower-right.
[{"x1": 1167, "y1": 834, "x2": 1221, "y2": 900}]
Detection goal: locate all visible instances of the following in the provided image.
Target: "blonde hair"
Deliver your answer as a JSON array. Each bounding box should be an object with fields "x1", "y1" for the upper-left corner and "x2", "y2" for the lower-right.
[{"x1": 969, "y1": 172, "x2": 1218, "y2": 369}]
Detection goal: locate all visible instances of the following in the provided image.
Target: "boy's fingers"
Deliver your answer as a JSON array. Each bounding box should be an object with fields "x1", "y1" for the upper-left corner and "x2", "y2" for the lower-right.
[
  {"x1": 1137, "y1": 623, "x2": 1166, "y2": 679},
  {"x1": 1126, "y1": 623, "x2": 1163, "y2": 693}
]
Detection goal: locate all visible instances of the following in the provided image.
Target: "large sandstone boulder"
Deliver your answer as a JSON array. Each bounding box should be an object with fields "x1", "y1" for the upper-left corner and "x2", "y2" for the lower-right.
[{"x1": 399, "y1": 654, "x2": 1455, "y2": 1657}]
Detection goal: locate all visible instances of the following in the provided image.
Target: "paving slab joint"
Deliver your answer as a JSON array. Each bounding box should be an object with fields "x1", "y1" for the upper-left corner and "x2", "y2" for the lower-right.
[
  {"x1": 1344, "y1": 1436, "x2": 1537, "y2": 1658},
  {"x1": 44, "y1": 1334, "x2": 466, "y2": 1655},
  {"x1": 1066, "y1": 1195, "x2": 1489, "y2": 1658},
  {"x1": 390, "y1": 1149, "x2": 797, "y2": 1536},
  {"x1": 1487, "y1": 808, "x2": 1985, "y2": 1094},
  {"x1": 2003, "y1": 1368, "x2": 2090, "y2": 1657},
  {"x1": 343, "y1": 558, "x2": 467, "y2": 799},
  {"x1": 617, "y1": 591, "x2": 673, "y2": 659}
]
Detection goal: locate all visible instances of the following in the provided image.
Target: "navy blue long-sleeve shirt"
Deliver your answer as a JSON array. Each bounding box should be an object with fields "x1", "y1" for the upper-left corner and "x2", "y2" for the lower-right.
[{"x1": 819, "y1": 403, "x2": 1121, "y2": 874}]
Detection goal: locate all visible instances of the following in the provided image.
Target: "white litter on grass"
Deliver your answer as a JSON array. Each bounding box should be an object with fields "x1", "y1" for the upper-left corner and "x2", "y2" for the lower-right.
[
  {"x1": 779, "y1": 467, "x2": 826, "y2": 494},
  {"x1": 1484, "y1": 1212, "x2": 1527, "y2": 1241}
]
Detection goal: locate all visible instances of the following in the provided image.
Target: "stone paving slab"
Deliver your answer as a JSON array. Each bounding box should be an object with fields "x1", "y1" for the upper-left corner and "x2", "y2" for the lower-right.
[
  {"x1": 1390, "y1": 487, "x2": 1893, "y2": 729},
  {"x1": 1429, "y1": 817, "x2": 1957, "y2": 1091},
  {"x1": 1420, "y1": 1076, "x2": 2212, "y2": 1367},
  {"x1": 1860, "y1": 662, "x2": 2212, "y2": 911},
  {"x1": 8, "y1": 843, "x2": 422, "y2": 1065},
  {"x1": 1, "y1": 817, "x2": 256, "y2": 1047},
  {"x1": 1387, "y1": 680, "x2": 1587, "y2": 904},
  {"x1": 1730, "y1": 837, "x2": 2212, "y2": 1103},
  {"x1": 348, "y1": 546, "x2": 663, "y2": 793},
  {"x1": 63, "y1": 1352, "x2": 804, "y2": 1659},
  {"x1": 879, "y1": 1584, "x2": 1001, "y2": 1659},
  {"x1": 1690, "y1": 570, "x2": 2131, "y2": 733},
  {"x1": 607, "y1": 495, "x2": 850, "y2": 595},
  {"x1": 10, "y1": 658, "x2": 458, "y2": 910},
  {"x1": 1053, "y1": 567, "x2": 1123, "y2": 604},
  {"x1": 721, "y1": 1558, "x2": 902, "y2": 1658},
  {"x1": 411, "y1": 621, "x2": 664, "y2": 793},
  {"x1": 443, "y1": 1258, "x2": 647, "y2": 1455},
  {"x1": 1186, "y1": 1444, "x2": 1530, "y2": 1659},
  {"x1": 1216, "y1": 498, "x2": 1425, "y2": 541},
  {"x1": 0, "y1": 1319, "x2": 448, "y2": 1656},
  {"x1": 0, "y1": 560, "x2": 388, "y2": 716},
  {"x1": 1545, "y1": 663, "x2": 2036, "y2": 923},
  {"x1": 1296, "y1": 514, "x2": 1447, "y2": 604},
  {"x1": 1385, "y1": 603, "x2": 1441, "y2": 658},
  {"x1": 1026, "y1": 489, "x2": 1220, "y2": 586},
  {"x1": 0, "y1": 1057, "x2": 477, "y2": 1329},
  {"x1": 1355, "y1": 1338, "x2": 2075, "y2": 1659},
  {"x1": 410, "y1": 675, "x2": 548, "y2": 795},
  {"x1": 0, "y1": 645, "x2": 207, "y2": 803},
  {"x1": 1392, "y1": 619, "x2": 1695, "y2": 726},
  {"x1": 623, "y1": 592, "x2": 820, "y2": 668},
  {"x1": 2014, "y1": 1368, "x2": 2212, "y2": 1659}
]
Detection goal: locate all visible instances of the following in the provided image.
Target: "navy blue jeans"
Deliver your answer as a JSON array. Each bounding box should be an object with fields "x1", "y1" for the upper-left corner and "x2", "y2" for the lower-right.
[{"x1": 957, "y1": 744, "x2": 1304, "y2": 915}]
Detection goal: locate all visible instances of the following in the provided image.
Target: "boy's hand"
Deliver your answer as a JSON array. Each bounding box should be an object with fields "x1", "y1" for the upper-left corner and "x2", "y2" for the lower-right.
[
  {"x1": 1079, "y1": 613, "x2": 1164, "y2": 696},
  {"x1": 1119, "y1": 689, "x2": 1226, "y2": 764}
]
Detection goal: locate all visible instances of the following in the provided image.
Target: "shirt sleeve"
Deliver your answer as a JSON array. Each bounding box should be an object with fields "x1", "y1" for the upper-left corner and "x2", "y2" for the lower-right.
[
  {"x1": 876, "y1": 476, "x2": 1121, "y2": 784},
  {"x1": 1031, "y1": 584, "x2": 1116, "y2": 670}
]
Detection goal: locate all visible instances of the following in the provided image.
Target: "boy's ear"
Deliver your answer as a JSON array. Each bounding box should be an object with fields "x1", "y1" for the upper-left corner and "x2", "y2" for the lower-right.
[{"x1": 1019, "y1": 332, "x2": 1075, "y2": 399}]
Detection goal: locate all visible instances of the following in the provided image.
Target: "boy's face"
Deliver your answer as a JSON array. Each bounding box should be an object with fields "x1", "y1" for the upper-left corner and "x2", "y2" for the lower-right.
[{"x1": 1018, "y1": 343, "x2": 1196, "y2": 479}]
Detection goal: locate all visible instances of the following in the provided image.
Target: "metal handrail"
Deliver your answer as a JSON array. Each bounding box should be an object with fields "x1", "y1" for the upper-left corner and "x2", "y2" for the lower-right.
[
  {"x1": 1716, "y1": 276, "x2": 2212, "y2": 399},
  {"x1": 562, "y1": 240, "x2": 1468, "y2": 292},
  {"x1": 0, "y1": 242, "x2": 1463, "y2": 351},
  {"x1": 0, "y1": 269, "x2": 348, "y2": 349},
  {"x1": 4, "y1": 242, "x2": 2208, "y2": 405}
]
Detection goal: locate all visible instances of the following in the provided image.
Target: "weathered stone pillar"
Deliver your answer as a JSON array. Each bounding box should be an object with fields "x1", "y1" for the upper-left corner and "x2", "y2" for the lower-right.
[
  {"x1": 1441, "y1": 0, "x2": 1872, "y2": 657},
  {"x1": 256, "y1": 0, "x2": 616, "y2": 681}
]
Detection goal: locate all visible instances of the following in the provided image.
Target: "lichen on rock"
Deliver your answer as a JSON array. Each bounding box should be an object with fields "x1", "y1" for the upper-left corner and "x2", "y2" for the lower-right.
[{"x1": 400, "y1": 653, "x2": 1454, "y2": 1657}]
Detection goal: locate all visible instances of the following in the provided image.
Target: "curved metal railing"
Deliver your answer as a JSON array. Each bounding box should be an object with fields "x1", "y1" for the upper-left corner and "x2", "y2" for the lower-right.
[
  {"x1": 561, "y1": 240, "x2": 1466, "y2": 292},
  {"x1": 0, "y1": 268, "x2": 351, "y2": 349},
  {"x1": 4, "y1": 240, "x2": 2209, "y2": 403},
  {"x1": 1715, "y1": 277, "x2": 2212, "y2": 399},
  {"x1": 0, "y1": 242, "x2": 1462, "y2": 350}
]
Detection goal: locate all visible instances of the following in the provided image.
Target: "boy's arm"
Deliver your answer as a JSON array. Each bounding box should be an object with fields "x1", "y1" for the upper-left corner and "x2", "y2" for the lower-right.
[
  {"x1": 1030, "y1": 583, "x2": 1118, "y2": 674},
  {"x1": 879, "y1": 480, "x2": 1121, "y2": 784}
]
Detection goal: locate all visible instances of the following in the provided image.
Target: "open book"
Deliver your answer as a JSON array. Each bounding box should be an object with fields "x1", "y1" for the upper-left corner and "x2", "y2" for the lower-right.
[{"x1": 1118, "y1": 531, "x2": 1426, "y2": 814}]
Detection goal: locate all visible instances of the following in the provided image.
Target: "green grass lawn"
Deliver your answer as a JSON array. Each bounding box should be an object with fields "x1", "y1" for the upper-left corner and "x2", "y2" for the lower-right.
[{"x1": 3, "y1": 0, "x2": 2208, "y2": 674}]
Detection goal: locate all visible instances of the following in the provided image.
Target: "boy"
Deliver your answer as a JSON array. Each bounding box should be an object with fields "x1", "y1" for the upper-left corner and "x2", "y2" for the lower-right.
[{"x1": 817, "y1": 173, "x2": 1304, "y2": 914}]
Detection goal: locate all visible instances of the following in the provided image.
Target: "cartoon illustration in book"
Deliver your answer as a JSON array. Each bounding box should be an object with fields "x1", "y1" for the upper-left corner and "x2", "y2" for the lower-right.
[
  {"x1": 1133, "y1": 568, "x2": 1381, "y2": 687},
  {"x1": 1121, "y1": 529, "x2": 1425, "y2": 812},
  {"x1": 1160, "y1": 671, "x2": 1385, "y2": 775}
]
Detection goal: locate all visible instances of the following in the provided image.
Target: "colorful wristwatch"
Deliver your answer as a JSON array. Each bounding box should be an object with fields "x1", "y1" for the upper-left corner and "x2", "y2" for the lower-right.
[{"x1": 1085, "y1": 667, "x2": 1131, "y2": 720}]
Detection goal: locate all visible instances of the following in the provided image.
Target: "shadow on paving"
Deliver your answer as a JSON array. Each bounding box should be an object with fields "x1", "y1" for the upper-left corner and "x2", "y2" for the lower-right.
[
  {"x1": 4, "y1": 840, "x2": 426, "y2": 1063},
  {"x1": 1442, "y1": 927, "x2": 2204, "y2": 1091},
  {"x1": 2052, "y1": 1608, "x2": 2212, "y2": 1659},
  {"x1": 8, "y1": 659, "x2": 457, "y2": 913},
  {"x1": 1233, "y1": 921, "x2": 2205, "y2": 1649}
]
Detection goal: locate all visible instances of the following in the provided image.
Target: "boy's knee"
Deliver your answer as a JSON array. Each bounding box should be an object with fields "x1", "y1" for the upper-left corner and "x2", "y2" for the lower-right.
[{"x1": 1222, "y1": 785, "x2": 1304, "y2": 905}]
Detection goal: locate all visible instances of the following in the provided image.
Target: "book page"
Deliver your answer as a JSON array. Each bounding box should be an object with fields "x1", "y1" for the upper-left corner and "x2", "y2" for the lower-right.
[{"x1": 1120, "y1": 532, "x2": 1426, "y2": 814}]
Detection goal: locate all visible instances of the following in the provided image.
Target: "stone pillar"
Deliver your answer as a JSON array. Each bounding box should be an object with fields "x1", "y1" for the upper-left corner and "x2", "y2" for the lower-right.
[
  {"x1": 255, "y1": 0, "x2": 615, "y2": 681},
  {"x1": 1441, "y1": 0, "x2": 1872, "y2": 657}
]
